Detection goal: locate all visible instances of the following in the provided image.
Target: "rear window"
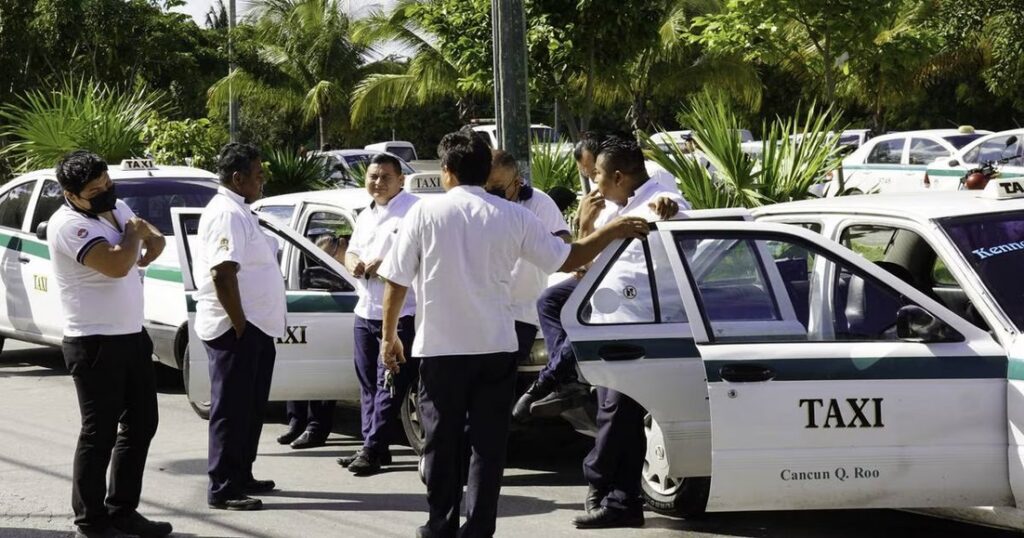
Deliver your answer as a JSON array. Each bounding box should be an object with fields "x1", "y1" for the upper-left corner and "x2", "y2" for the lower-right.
[
  {"x1": 117, "y1": 178, "x2": 218, "y2": 235},
  {"x1": 389, "y1": 147, "x2": 416, "y2": 162},
  {"x1": 943, "y1": 134, "x2": 985, "y2": 150}
]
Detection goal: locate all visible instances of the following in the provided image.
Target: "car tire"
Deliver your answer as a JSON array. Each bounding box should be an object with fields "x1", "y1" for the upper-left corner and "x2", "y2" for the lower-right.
[
  {"x1": 0, "y1": 336, "x2": 6, "y2": 355},
  {"x1": 640, "y1": 414, "x2": 709, "y2": 518},
  {"x1": 400, "y1": 381, "x2": 425, "y2": 455},
  {"x1": 182, "y1": 347, "x2": 211, "y2": 420},
  {"x1": 841, "y1": 188, "x2": 864, "y2": 196}
]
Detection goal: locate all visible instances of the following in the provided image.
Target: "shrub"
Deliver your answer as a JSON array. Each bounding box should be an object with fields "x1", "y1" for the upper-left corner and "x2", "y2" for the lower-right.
[
  {"x1": 263, "y1": 148, "x2": 332, "y2": 196},
  {"x1": 143, "y1": 117, "x2": 229, "y2": 171}
]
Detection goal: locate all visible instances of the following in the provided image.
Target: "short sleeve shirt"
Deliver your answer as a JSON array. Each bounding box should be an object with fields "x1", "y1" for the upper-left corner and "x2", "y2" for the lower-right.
[
  {"x1": 510, "y1": 189, "x2": 570, "y2": 326},
  {"x1": 378, "y1": 185, "x2": 571, "y2": 357},
  {"x1": 48, "y1": 200, "x2": 145, "y2": 336},
  {"x1": 347, "y1": 190, "x2": 418, "y2": 320}
]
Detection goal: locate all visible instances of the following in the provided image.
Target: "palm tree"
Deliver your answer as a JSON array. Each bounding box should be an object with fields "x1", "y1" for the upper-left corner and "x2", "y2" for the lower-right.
[{"x1": 208, "y1": 0, "x2": 365, "y2": 147}]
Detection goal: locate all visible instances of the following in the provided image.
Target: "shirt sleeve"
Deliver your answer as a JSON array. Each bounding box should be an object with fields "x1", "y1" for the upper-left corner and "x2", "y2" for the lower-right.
[
  {"x1": 204, "y1": 211, "x2": 246, "y2": 268},
  {"x1": 518, "y1": 206, "x2": 571, "y2": 274},
  {"x1": 346, "y1": 210, "x2": 372, "y2": 259},
  {"x1": 50, "y1": 217, "x2": 109, "y2": 265},
  {"x1": 377, "y1": 204, "x2": 422, "y2": 287},
  {"x1": 534, "y1": 194, "x2": 570, "y2": 236}
]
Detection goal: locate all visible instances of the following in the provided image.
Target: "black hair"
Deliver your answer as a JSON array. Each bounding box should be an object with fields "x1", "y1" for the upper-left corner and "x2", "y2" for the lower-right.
[
  {"x1": 437, "y1": 127, "x2": 491, "y2": 186},
  {"x1": 369, "y1": 152, "x2": 403, "y2": 176},
  {"x1": 573, "y1": 131, "x2": 605, "y2": 162},
  {"x1": 596, "y1": 134, "x2": 647, "y2": 179},
  {"x1": 55, "y1": 150, "x2": 108, "y2": 195},
  {"x1": 216, "y1": 142, "x2": 261, "y2": 184},
  {"x1": 546, "y1": 185, "x2": 577, "y2": 213},
  {"x1": 491, "y1": 149, "x2": 519, "y2": 176}
]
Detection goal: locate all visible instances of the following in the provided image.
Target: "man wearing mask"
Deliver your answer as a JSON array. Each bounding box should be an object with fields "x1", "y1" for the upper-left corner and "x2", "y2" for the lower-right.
[
  {"x1": 49, "y1": 150, "x2": 171, "y2": 538},
  {"x1": 194, "y1": 143, "x2": 286, "y2": 511},
  {"x1": 338, "y1": 152, "x2": 419, "y2": 476}
]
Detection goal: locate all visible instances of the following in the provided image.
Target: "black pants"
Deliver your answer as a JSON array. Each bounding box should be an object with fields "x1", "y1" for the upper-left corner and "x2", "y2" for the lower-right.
[
  {"x1": 418, "y1": 352, "x2": 517, "y2": 538},
  {"x1": 62, "y1": 331, "x2": 158, "y2": 531},
  {"x1": 582, "y1": 387, "x2": 646, "y2": 511},
  {"x1": 353, "y1": 315, "x2": 418, "y2": 454},
  {"x1": 285, "y1": 400, "x2": 336, "y2": 438},
  {"x1": 203, "y1": 323, "x2": 276, "y2": 502}
]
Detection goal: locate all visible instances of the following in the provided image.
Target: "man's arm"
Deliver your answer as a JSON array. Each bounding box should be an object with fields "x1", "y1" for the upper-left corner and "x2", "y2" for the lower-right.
[
  {"x1": 558, "y1": 216, "x2": 649, "y2": 272},
  {"x1": 380, "y1": 279, "x2": 409, "y2": 372},
  {"x1": 137, "y1": 219, "x2": 165, "y2": 267},
  {"x1": 81, "y1": 217, "x2": 147, "y2": 278},
  {"x1": 344, "y1": 252, "x2": 366, "y2": 277},
  {"x1": 211, "y1": 261, "x2": 247, "y2": 337}
]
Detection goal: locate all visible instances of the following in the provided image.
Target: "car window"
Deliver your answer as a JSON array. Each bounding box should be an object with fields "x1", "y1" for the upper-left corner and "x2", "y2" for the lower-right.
[
  {"x1": 908, "y1": 138, "x2": 949, "y2": 165},
  {"x1": 31, "y1": 180, "x2": 64, "y2": 232},
  {"x1": 685, "y1": 239, "x2": 781, "y2": 323},
  {"x1": 963, "y1": 135, "x2": 1024, "y2": 165},
  {"x1": 840, "y1": 226, "x2": 895, "y2": 262},
  {"x1": 389, "y1": 147, "x2": 416, "y2": 162},
  {"x1": 304, "y1": 210, "x2": 353, "y2": 242},
  {"x1": 866, "y1": 138, "x2": 905, "y2": 165},
  {"x1": 117, "y1": 178, "x2": 217, "y2": 235},
  {"x1": 580, "y1": 238, "x2": 686, "y2": 325},
  {"x1": 256, "y1": 205, "x2": 296, "y2": 224},
  {"x1": 261, "y1": 222, "x2": 354, "y2": 293},
  {"x1": 0, "y1": 181, "x2": 36, "y2": 230},
  {"x1": 932, "y1": 258, "x2": 956, "y2": 286},
  {"x1": 942, "y1": 134, "x2": 984, "y2": 150}
]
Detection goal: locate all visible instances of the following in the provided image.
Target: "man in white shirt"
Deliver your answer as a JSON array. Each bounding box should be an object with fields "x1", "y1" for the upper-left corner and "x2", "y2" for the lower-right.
[
  {"x1": 376, "y1": 128, "x2": 650, "y2": 538},
  {"x1": 49, "y1": 151, "x2": 171, "y2": 538},
  {"x1": 194, "y1": 143, "x2": 286, "y2": 511},
  {"x1": 336, "y1": 153, "x2": 419, "y2": 475}
]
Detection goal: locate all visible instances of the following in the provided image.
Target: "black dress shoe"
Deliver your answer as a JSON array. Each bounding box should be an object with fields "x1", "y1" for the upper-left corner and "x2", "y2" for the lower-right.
[
  {"x1": 74, "y1": 528, "x2": 137, "y2": 538},
  {"x1": 110, "y1": 511, "x2": 172, "y2": 537},
  {"x1": 276, "y1": 428, "x2": 303, "y2": 445},
  {"x1": 208, "y1": 496, "x2": 263, "y2": 511},
  {"x1": 572, "y1": 507, "x2": 644, "y2": 529},
  {"x1": 290, "y1": 430, "x2": 327, "y2": 449},
  {"x1": 242, "y1": 479, "x2": 276, "y2": 494},
  {"x1": 348, "y1": 450, "x2": 383, "y2": 476},
  {"x1": 584, "y1": 485, "x2": 608, "y2": 514},
  {"x1": 512, "y1": 379, "x2": 555, "y2": 422},
  {"x1": 530, "y1": 381, "x2": 590, "y2": 417},
  {"x1": 337, "y1": 447, "x2": 391, "y2": 467}
]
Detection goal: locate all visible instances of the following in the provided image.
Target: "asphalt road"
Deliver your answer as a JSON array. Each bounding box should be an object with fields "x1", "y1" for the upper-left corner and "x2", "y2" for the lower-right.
[{"x1": 0, "y1": 340, "x2": 1020, "y2": 537}]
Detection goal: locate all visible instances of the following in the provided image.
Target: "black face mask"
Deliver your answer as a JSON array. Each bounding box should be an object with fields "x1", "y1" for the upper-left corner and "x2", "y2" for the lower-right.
[
  {"x1": 84, "y1": 185, "x2": 117, "y2": 214},
  {"x1": 485, "y1": 187, "x2": 506, "y2": 198},
  {"x1": 486, "y1": 182, "x2": 534, "y2": 201}
]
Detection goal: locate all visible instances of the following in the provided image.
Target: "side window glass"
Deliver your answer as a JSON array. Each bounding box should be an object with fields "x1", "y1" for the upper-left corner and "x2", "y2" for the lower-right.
[
  {"x1": 304, "y1": 211, "x2": 353, "y2": 242},
  {"x1": 682, "y1": 238, "x2": 781, "y2": 323},
  {"x1": 0, "y1": 181, "x2": 36, "y2": 230},
  {"x1": 908, "y1": 138, "x2": 948, "y2": 165},
  {"x1": 866, "y1": 139, "x2": 904, "y2": 164},
  {"x1": 31, "y1": 180, "x2": 64, "y2": 232},
  {"x1": 260, "y1": 223, "x2": 354, "y2": 293},
  {"x1": 582, "y1": 239, "x2": 662, "y2": 325},
  {"x1": 256, "y1": 205, "x2": 296, "y2": 224},
  {"x1": 840, "y1": 225, "x2": 896, "y2": 262},
  {"x1": 971, "y1": 136, "x2": 1011, "y2": 164},
  {"x1": 932, "y1": 258, "x2": 956, "y2": 287}
]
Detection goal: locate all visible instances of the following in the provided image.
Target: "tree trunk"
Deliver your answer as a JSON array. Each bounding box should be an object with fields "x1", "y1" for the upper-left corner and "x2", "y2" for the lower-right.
[
  {"x1": 318, "y1": 114, "x2": 326, "y2": 149},
  {"x1": 558, "y1": 98, "x2": 581, "y2": 141}
]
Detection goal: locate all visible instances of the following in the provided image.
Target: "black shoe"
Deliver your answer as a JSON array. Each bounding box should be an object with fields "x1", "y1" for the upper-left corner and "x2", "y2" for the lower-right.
[
  {"x1": 512, "y1": 378, "x2": 555, "y2": 421},
  {"x1": 208, "y1": 496, "x2": 263, "y2": 511},
  {"x1": 337, "y1": 447, "x2": 391, "y2": 467},
  {"x1": 242, "y1": 478, "x2": 276, "y2": 494},
  {"x1": 584, "y1": 485, "x2": 608, "y2": 514},
  {"x1": 290, "y1": 430, "x2": 327, "y2": 449},
  {"x1": 75, "y1": 528, "x2": 137, "y2": 538},
  {"x1": 276, "y1": 428, "x2": 303, "y2": 445},
  {"x1": 572, "y1": 506, "x2": 644, "y2": 529},
  {"x1": 110, "y1": 511, "x2": 172, "y2": 537},
  {"x1": 348, "y1": 450, "x2": 383, "y2": 476},
  {"x1": 530, "y1": 381, "x2": 590, "y2": 417}
]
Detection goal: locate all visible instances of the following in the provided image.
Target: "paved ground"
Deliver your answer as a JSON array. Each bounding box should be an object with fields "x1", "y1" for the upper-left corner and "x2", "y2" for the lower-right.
[{"x1": 1, "y1": 340, "x2": 1021, "y2": 537}]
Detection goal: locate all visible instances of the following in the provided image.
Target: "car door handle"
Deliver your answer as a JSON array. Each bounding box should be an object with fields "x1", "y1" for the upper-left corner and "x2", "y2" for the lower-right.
[
  {"x1": 597, "y1": 343, "x2": 645, "y2": 361},
  {"x1": 18, "y1": 256, "x2": 30, "y2": 264},
  {"x1": 719, "y1": 364, "x2": 776, "y2": 383}
]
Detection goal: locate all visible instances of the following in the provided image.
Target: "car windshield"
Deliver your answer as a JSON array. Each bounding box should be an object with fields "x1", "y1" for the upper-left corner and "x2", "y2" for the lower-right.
[
  {"x1": 940, "y1": 210, "x2": 1024, "y2": 331},
  {"x1": 943, "y1": 134, "x2": 985, "y2": 150},
  {"x1": 117, "y1": 178, "x2": 218, "y2": 235},
  {"x1": 342, "y1": 154, "x2": 414, "y2": 174}
]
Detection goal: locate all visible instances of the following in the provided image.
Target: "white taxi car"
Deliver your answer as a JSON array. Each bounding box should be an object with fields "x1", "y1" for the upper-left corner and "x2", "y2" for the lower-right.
[
  {"x1": 925, "y1": 128, "x2": 1024, "y2": 191},
  {"x1": 0, "y1": 159, "x2": 217, "y2": 371},
  {"x1": 823, "y1": 128, "x2": 989, "y2": 196},
  {"x1": 571, "y1": 179, "x2": 1024, "y2": 527}
]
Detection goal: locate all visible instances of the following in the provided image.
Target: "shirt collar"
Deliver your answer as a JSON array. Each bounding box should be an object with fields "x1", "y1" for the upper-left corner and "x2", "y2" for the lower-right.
[
  {"x1": 63, "y1": 197, "x2": 99, "y2": 220},
  {"x1": 218, "y1": 186, "x2": 248, "y2": 208},
  {"x1": 622, "y1": 178, "x2": 658, "y2": 211},
  {"x1": 370, "y1": 189, "x2": 410, "y2": 213},
  {"x1": 450, "y1": 185, "x2": 486, "y2": 195}
]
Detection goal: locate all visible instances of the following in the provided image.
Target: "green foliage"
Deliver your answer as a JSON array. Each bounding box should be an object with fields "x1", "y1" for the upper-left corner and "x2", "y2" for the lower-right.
[
  {"x1": 143, "y1": 117, "x2": 229, "y2": 171},
  {"x1": 0, "y1": 79, "x2": 165, "y2": 173},
  {"x1": 530, "y1": 143, "x2": 578, "y2": 192},
  {"x1": 262, "y1": 148, "x2": 332, "y2": 196}
]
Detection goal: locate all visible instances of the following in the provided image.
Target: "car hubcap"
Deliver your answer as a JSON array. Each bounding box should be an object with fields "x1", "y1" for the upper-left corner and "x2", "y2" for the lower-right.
[{"x1": 643, "y1": 414, "x2": 683, "y2": 496}]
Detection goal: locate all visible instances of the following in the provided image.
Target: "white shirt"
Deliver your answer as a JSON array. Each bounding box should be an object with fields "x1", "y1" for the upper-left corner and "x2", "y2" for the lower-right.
[
  {"x1": 49, "y1": 200, "x2": 145, "y2": 337},
  {"x1": 379, "y1": 185, "x2": 571, "y2": 357},
  {"x1": 347, "y1": 190, "x2": 418, "y2": 320},
  {"x1": 590, "y1": 179, "x2": 690, "y2": 324},
  {"x1": 645, "y1": 160, "x2": 682, "y2": 191},
  {"x1": 510, "y1": 189, "x2": 569, "y2": 326},
  {"x1": 193, "y1": 187, "x2": 286, "y2": 341}
]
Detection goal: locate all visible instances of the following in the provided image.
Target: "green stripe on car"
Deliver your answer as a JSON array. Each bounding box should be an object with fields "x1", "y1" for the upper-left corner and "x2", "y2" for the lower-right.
[
  {"x1": 186, "y1": 293, "x2": 357, "y2": 313},
  {"x1": 0, "y1": 232, "x2": 51, "y2": 260},
  {"x1": 705, "y1": 356, "x2": 1007, "y2": 382}
]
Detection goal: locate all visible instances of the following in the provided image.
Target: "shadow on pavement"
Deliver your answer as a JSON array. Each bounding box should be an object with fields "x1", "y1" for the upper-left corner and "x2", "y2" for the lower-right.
[
  {"x1": 0, "y1": 346, "x2": 66, "y2": 378},
  {"x1": 256, "y1": 489, "x2": 576, "y2": 517},
  {"x1": 0, "y1": 529, "x2": 215, "y2": 538}
]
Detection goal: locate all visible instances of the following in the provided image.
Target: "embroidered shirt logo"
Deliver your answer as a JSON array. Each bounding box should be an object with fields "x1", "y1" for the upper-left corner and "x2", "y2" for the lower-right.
[
  {"x1": 218, "y1": 237, "x2": 230, "y2": 252},
  {"x1": 76, "y1": 228, "x2": 89, "y2": 239}
]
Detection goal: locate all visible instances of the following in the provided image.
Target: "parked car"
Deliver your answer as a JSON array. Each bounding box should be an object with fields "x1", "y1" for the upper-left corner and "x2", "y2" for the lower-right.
[
  {"x1": 0, "y1": 159, "x2": 218, "y2": 374},
  {"x1": 925, "y1": 128, "x2": 1024, "y2": 191},
  {"x1": 365, "y1": 141, "x2": 417, "y2": 163},
  {"x1": 311, "y1": 149, "x2": 416, "y2": 188}
]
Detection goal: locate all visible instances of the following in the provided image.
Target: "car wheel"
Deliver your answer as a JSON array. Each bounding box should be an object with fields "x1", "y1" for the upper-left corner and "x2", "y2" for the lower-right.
[
  {"x1": 401, "y1": 381, "x2": 425, "y2": 455},
  {"x1": 182, "y1": 347, "x2": 211, "y2": 420},
  {"x1": 0, "y1": 336, "x2": 6, "y2": 355},
  {"x1": 841, "y1": 188, "x2": 864, "y2": 196},
  {"x1": 640, "y1": 414, "x2": 709, "y2": 518}
]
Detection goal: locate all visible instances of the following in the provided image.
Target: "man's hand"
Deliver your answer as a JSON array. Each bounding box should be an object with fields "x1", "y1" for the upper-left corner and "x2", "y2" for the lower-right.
[
  {"x1": 607, "y1": 216, "x2": 651, "y2": 240},
  {"x1": 649, "y1": 197, "x2": 680, "y2": 221},
  {"x1": 364, "y1": 258, "x2": 384, "y2": 279},
  {"x1": 577, "y1": 190, "x2": 606, "y2": 230},
  {"x1": 381, "y1": 334, "x2": 406, "y2": 373},
  {"x1": 350, "y1": 260, "x2": 366, "y2": 278},
  {"x1": 123, "y1": 217, "x2": 151, "y2": 239}
]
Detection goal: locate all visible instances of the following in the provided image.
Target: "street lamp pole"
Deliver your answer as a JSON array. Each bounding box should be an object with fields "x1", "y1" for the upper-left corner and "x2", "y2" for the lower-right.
[
  {"x1": 228, "y1": 0, "x2": 239, "y2": 142},
  {"x1": 491, "y1": 0, "x2": 531, "y2": 184}
]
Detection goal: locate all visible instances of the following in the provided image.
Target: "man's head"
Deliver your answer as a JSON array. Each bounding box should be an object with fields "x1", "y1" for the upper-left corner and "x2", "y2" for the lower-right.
[
  {"x1": 574, "y1": 131, "x2": 604, "y2": 183},
  {"x1": 217, "y1": 143, "x2": 264, "y2": 204},
  {"x1": 438, "y1": 128, "x2": 492, "y2": 189},
  {"x1": 484, "y1": 150, "x2": 522, "y2": 201},
  {"x1": 593, "y1": 134, "x2": 649, "y2": 205},
  {"x1": 365, "y1": 153, "x2": 405, "y2": 206},
  {"x1": 56, "y1": 150, "x2": 116, "y2": 215}
]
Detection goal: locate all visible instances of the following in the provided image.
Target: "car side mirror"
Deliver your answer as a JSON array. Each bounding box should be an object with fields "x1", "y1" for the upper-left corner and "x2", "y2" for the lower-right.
[
  {"x1": 947, "y1": 159, "x2": 959, "y2": 167},
  {"x1": 300, "y1": 265, "x2": 350, "y2": 292},
  {"x1": 896, "y1": 305, "x2": 962, "y2": 343},
  {"x1": 35, "y1": 221, "x2": 48, "y2": 241}
]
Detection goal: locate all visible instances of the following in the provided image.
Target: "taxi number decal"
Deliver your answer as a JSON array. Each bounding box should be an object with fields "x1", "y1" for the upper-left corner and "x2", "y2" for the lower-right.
[
  {"x1": 798, "y1": 398, "x2": 883, "y2": 429},
  {"x1": 32, "y1": 274, "x2": 47, "y2": 292},
  {"x1": 276, "y1": 325, "x2": 308, "y2": 345}
]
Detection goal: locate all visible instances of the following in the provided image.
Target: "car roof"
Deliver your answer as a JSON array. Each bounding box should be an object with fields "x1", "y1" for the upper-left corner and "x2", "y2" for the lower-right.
[
  {"x1": 12, "y1": 164, "x2": 218, "y2": 183},
  {"x1": 755, "y1": 191, "x2": 1024, "y2": 221},
  {"x1": 868, "y1": 129, "x2": 991, "y2": 141}
]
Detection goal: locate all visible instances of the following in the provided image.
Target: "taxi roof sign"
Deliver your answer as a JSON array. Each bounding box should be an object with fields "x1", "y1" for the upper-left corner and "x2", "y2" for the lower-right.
[
  {"x1": 121, "y1": 158, "x2": 158, "y2": 171},
  {"x1": 980, "y1": 178, "x2": 1024, "y2": 200},
  {"x1": 406, "y1": 173, "x2": 444, "y2": 194}
]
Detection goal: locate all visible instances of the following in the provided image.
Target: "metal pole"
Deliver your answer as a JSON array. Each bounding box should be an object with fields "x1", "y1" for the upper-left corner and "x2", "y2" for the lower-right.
[
  {"x1": 228, "y1": 0, "x2": 239, "y2": 142},
  {"x1": 491, "y1": 0, "x2": 531, "y2": 184}
]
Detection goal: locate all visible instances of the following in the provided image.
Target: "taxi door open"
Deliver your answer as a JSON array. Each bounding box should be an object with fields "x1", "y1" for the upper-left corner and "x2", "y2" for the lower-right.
[
  {"x1": 171, "y1": 208, "x2": 362, "y2": 416},
  {"x1": 564, "y1": 220, "x2": 1010, "y2": 513}
]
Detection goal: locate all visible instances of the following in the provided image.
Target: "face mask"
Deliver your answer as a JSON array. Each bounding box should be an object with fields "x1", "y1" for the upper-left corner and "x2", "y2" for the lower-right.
[
  {"x1": 84, "y1": 185, "x2": 117, "y2": 214},
  {"x1": 486, "y1": 187, "x2": 506, "y2": 198}
]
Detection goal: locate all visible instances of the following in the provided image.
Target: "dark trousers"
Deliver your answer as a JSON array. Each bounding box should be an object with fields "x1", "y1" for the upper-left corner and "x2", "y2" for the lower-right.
[
  {"x1": 536, "y1": 277, "x2": 580, "y2": 387},
  {"x1": 285, "y1": 400, "x2": 336, "y2": 437},
  {"x1": 353, "y1": 315, "x2": 417, "y2": 453},
  {"x1": 419, "y1": 352, "x2": 517, "y2": 538},
  {"x1": 203, "y1": 323, "x2": 276, "y2": 502},
  {"x1": 62, "y1": 331, "x2": 158, "y2": 531},
  {"x1": 513, "y1": 321, "x2": 538, "y2": 364},
  {"x1": 582, "y1": 387, "x2": 646, "y2": 511}
]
